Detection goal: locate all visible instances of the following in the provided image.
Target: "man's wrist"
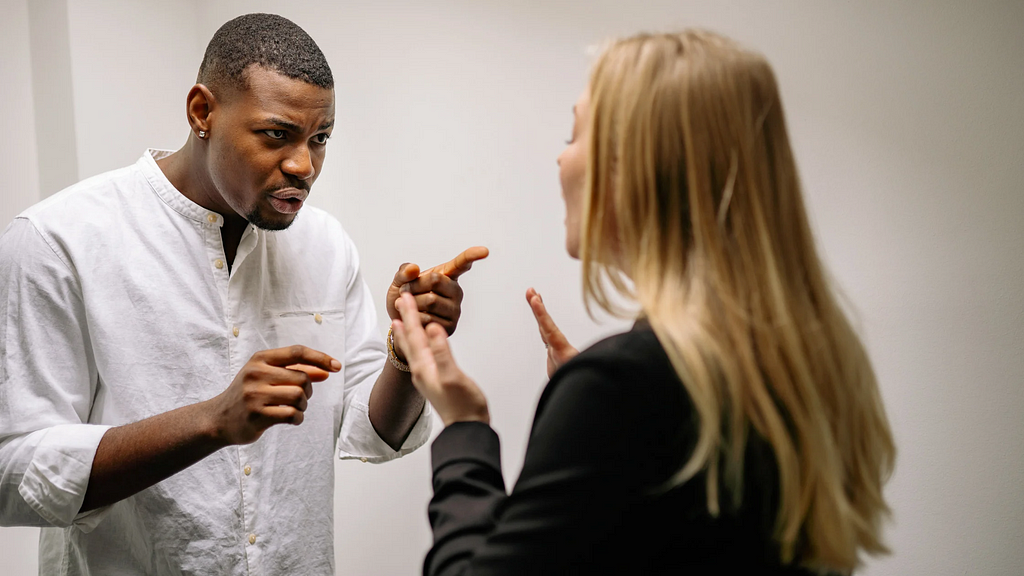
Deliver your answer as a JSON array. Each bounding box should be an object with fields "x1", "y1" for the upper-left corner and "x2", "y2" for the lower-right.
[
  {"x1": 386, "y1": 326, "x2": 411, "y2": 372},
  {"x1": 196, "y1": 398, "x2": 233, "y2": 449}
]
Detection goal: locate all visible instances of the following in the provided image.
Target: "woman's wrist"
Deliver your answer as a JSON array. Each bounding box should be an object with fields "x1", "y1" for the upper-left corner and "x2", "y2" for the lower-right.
[{"x1": 441, "y1": 402, "x2": 491, "y2": 427}]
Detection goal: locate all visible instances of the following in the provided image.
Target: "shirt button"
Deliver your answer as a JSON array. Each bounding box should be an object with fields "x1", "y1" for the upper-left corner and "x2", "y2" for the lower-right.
[
  {"x1": 360, "y1": 457, "x2": 368, "y2": 463},
  {"x1": 207, "y1": 213, "x2": 217, "y2": 224},
  {"x1": 248, "y1": 533, "x2": 256, "y2": 545},
  {"x1": 214, "y1": 259, "x2": 224, "y2": 269},
  {"x1": 232, "y1": 326, "x2": 240, "y2": 337},
  {"x1": 243, "y1": 465, "x2": 251, "y2": 476},
  {"x1": 314, "y1": 313, "x2": 323, "y2": 324}
]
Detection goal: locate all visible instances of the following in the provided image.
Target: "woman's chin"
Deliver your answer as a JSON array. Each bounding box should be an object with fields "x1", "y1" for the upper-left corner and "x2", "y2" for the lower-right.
[{"x1": 565, "y1": 240, "x2": 580, "y2": 260}]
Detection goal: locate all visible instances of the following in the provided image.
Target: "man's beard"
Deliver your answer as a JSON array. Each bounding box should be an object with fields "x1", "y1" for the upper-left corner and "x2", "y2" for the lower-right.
[{"x1": 245, "y1": 205, "x2": 297, "y2": 231}]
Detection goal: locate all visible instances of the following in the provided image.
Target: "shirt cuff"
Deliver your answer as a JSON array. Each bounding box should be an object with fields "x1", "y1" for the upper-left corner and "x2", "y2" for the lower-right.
[
  {"x1": 18, "y1": 424, "x2": 114, "y2": 531},
  {"x1": 430, "y1": 421, "x2": 501, "y2": 475},
  {"x1": 337, "y1": 399, "x2": 435, "y2": 463}
]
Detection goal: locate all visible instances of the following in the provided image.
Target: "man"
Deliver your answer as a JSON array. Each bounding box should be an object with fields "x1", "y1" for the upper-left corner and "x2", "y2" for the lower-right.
[{"x1": 0, "y1": 13, "x2": 486, "y2": 574}]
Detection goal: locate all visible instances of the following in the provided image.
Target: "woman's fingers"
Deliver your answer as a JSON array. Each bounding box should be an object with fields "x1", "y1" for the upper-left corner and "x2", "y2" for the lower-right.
[
  {"x1": 393, "y1": 294, "x2": 439, "y2": 390},
  {"x1": 425, "y1": 322, "x2": 459, "y2": 380},
  {"x1": 526, "y1": 288, "x2": 574, "y2": 353},
  {"x1": 526, "y1": 289, "x2": 552, "y2": 345},
  {"x1": 526, "y1": 288, "x2": 580, "y2": 377}
]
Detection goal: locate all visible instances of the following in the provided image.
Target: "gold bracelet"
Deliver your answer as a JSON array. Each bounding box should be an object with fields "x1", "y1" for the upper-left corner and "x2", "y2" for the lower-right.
[{"x1": 386, "y1": 326, "x2": 411, "y2": 372}]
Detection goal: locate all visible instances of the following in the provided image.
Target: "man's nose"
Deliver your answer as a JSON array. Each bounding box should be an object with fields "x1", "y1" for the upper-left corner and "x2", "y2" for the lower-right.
[{"x1": 282, "y1": 145, "x2": 315, "y2": 181}]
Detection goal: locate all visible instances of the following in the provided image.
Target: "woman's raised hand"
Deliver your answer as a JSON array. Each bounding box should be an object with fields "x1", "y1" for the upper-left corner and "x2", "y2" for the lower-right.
[{"x1": 526, "y1": 288, "x2": 579, "y2": 378}]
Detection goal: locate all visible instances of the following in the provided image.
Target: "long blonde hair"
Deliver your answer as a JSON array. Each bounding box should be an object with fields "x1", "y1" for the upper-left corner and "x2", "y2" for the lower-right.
[{"x1": 580, "y1": 31, "x2": 895, "y2": 571}]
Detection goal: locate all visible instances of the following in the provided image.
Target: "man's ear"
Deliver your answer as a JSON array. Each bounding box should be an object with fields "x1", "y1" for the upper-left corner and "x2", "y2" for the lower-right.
[{"x1": 186, "y1": 84, "x2": 216, "y2": 139}]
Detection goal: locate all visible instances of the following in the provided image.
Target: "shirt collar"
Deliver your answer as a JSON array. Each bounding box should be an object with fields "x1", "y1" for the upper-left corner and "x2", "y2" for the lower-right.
[{"x1": 139, "y1": 148, "x2": 226, "y2": 228}]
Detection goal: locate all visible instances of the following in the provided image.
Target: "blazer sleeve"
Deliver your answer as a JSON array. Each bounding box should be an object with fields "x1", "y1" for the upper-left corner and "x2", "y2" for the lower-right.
[{"x1": 424, "y1": 356, "x2": 678, "y2": 576}]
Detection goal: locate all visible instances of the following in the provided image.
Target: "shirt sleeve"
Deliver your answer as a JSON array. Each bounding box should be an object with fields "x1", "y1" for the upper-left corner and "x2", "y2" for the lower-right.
[
  {"x1": 0, "y1": 218, "x2": 114, "y2": 530},
  {"x1": 334, "y1": 233, "x2": 434, "y2": 463},
  {"x1": 423, "y1": 357, "x2": 681, "y2": 576}
]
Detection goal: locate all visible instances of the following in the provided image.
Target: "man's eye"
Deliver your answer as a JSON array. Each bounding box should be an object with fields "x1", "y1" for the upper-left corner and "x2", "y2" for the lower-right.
[
  {"x1": 264, "y1": 130, "x2": 287, "y2": 140},
  {"x1": 313, "y1": 133, "x2": 330, "y2": 145}
]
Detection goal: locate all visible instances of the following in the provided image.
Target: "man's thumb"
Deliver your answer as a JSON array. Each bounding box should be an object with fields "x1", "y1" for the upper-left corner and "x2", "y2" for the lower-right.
[{"x1": 392, "y1": 263, "x2": 421, "y2": 288}]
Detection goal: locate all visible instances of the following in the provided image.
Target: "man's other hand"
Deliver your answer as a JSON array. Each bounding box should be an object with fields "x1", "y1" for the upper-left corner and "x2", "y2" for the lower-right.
[{"x1": 206, "y1": 345, "x2": 341, "y2": 445}]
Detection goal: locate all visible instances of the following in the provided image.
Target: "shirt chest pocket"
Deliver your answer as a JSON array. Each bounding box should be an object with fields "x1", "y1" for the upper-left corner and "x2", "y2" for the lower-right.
[
  {"x1": 266, "y1": 309, "x2": 347, "y2": 435},
  {"x1": 268, "y1": 309, "x2": 347, "y2": 362}
]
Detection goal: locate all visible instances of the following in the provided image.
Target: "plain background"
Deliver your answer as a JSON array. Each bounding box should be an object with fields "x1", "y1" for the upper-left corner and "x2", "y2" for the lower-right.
[{"x1": 2, "y1": 1, "x2": 1022, "y2": 574}]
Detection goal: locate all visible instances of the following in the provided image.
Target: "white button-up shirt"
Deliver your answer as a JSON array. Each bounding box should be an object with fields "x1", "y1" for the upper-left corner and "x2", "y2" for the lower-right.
[{"x1": 0, "y1": 149, "x2": 432, "y2": 575}]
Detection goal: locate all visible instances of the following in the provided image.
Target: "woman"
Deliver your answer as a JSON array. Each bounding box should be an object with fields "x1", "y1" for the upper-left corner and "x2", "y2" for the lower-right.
[{"x1": 392, "y1": 30, "x2": 895, "y2": 575}]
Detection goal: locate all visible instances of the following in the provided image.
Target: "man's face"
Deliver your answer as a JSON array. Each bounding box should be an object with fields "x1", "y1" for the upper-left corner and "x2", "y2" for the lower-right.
[{"x1": 206, "y1": 66, "x2": 335, "y2": 230}]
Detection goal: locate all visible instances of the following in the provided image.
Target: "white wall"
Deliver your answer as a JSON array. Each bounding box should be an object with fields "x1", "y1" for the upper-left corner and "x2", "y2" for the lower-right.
[
  {"x1": 1, "y1": 1, "x2": 1022, "y2": 575},
  {"x1": 26, "y1": 0, "x2": 78, "y2": 197},
  {"x1": 65, "y1": 0, "x2": 202, "y2": 178},
  {"x1": 0, "y1": 0, "x2": 41, "y2": 224},
  {"x1": 0, "y1": 0, "x2": 41, "y2": 570}
]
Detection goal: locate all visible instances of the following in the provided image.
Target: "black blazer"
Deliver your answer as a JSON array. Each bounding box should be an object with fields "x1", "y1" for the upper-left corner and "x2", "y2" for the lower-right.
[{"x1": 424, "y1": 322, "x2": 821, "y2": 575}]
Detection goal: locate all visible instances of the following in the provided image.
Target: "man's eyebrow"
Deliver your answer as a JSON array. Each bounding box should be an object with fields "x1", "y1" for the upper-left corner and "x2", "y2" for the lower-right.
[
  {"x1": 264, "y1": 117, "x2": 303, "y2": 132},
  {"x1": 262, "y1": 117, "x2": 334, "y2": 132}
]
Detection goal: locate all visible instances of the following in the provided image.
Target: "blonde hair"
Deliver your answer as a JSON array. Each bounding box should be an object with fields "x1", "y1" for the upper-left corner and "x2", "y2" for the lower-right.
[{"x1": 580, "y1": 31, "x2": 895, "y2": 571}]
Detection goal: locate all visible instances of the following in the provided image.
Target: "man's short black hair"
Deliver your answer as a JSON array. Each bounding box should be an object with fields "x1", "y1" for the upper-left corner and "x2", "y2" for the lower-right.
[{"x1": 197, "y1": 13, "x2": 333, "y2": 93}]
